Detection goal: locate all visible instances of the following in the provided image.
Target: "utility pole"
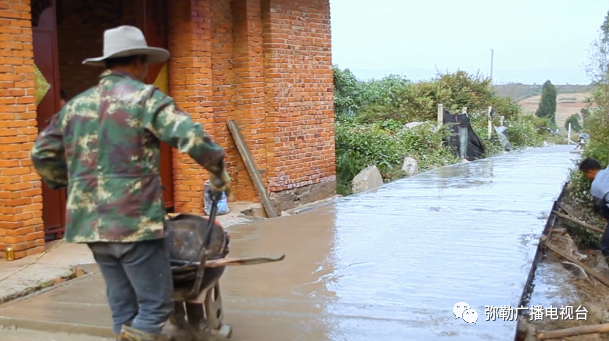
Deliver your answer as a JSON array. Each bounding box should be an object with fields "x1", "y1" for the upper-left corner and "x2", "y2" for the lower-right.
[{"x1": 490, "y1": 49, "x2": 494, "y2": 82}]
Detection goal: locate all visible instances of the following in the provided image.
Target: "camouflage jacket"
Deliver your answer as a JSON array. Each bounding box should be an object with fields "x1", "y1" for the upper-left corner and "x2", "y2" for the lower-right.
[{"x1": 31, "y1": 70, "x2": 225, "y2": 243}]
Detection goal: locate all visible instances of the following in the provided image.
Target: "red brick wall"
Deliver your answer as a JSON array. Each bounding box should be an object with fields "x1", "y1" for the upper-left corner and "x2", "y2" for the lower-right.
[
  {"x1": 55, "y1": 0, "x2": 335, "y2": 213},
  {"x1": 229, "y1": 0, "x2": 268, "y2": 201},
  {"x1": 262, "y1": 0, "x2": 335, "y2": 193},
  {"x1": 0, "y1": 0, "x2": 45, "y2": 258},
  {"x1": 0, "y1": 0, "x2": 335, "y2": 258},
  {"x1": 167, "y1": 0, "x2": 215, "y2": 213},
  {"x1": 209, "y1": 0, "x2": 243, "y2": 198}
]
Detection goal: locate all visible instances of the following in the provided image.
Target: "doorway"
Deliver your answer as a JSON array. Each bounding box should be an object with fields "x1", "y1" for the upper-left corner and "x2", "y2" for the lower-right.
[{"x1": 32, "y1": 0, "x2": 175, "y2": 240}]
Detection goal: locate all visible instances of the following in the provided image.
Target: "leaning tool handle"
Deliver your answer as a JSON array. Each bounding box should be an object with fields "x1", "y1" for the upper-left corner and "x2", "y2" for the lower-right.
[{"x1": 186, "y1": 183, "x2": 224, "y2": 299}]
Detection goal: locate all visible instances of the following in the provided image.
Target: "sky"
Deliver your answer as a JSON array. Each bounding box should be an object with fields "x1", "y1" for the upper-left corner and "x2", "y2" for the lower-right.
[{"x1": 329, "y1": 0, "x2": 608, "y2": 85}]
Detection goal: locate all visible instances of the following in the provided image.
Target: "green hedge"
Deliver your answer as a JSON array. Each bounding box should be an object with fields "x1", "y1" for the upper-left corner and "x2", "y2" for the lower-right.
[{"x1": 333, "y1": 66, "x2": 556, "y2": 195}]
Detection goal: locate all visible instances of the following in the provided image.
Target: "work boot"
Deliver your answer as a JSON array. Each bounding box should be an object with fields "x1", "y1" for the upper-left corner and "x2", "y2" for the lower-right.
[{"x1": 117, "y1": 324, "x2": 162, "y2": 341}]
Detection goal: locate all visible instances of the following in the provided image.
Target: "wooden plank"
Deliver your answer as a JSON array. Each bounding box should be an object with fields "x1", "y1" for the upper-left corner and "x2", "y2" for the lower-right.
[
  {"x1": 171, "y1": 255, "x2": 285, "y2": 269},
  {"x1": 537, "y1": 323, "x2": 609, "y2": 339},
  {"x1": 553, "y1": 211, "x2": 605, "y2": 234},
  {"x1": 206, "y1": 255, "x2": 285, "y2": 267},
  {"x1": 227, "y1": 120, "x2": 279, "y2": 218},
  {"x1": 540, "y1": 235, "x2": 609, "y2": 287}
]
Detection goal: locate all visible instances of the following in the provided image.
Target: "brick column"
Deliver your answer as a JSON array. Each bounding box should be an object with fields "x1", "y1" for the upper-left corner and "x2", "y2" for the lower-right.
[
  {"x1": 209, "y1": 0, "x2": 238, "y2": 197},
  {"x1": 262, "y1": 0, "x2": 335, "y2": 194},
  {"x1": 0, "y1": 1, "x2": 45, "y2": 259},
  {"x1": 229, "y1": 0, "x2": 267, "y2": 201},
  {"x1": 167, "y1": 0, "x2": 214, "y2": 213}
]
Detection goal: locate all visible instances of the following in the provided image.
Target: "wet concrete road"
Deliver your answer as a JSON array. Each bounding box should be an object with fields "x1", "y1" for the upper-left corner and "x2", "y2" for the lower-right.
[{"x1": 0, "y1": 145, "x2": 577, "y2": 341}]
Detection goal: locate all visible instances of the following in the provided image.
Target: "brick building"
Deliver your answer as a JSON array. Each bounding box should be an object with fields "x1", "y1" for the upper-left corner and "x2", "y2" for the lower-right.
[{"x1": 0, "y1": 0, "x2": 336, "y2": 259}]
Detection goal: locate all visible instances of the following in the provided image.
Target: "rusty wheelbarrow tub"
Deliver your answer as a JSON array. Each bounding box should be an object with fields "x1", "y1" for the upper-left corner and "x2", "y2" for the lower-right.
[{"x1": 163, "y1": 193, "x2": 285, "y2": 340}]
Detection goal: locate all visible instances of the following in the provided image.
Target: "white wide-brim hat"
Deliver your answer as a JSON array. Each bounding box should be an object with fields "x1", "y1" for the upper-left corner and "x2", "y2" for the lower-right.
[{"x1": 83, "y1": 25, "x2": 170, "y2": 67}]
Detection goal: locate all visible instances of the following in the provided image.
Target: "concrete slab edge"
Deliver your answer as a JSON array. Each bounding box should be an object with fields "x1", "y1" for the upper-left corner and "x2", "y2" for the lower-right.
[
  {"x1": 512, "y1": 181, "x2": 569, "y2": 341},
  {"x1": 0, "y1": 316, "x2": 114, "y2": 338},
  {"x1": 282, "y1": 195, "x2": 343, "y2": 215},
  {"x1": 0, "y1": 266, "x2": 87, "y2": 305}
]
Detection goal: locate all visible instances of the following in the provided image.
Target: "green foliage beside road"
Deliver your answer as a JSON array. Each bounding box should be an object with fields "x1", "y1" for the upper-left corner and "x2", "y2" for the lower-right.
[
  {"x1": 566, "y1": 10, "x2": 609, "y2": 247},
  {"x1": 333, "y1": 67, "x2": 556, "y2": 195}
]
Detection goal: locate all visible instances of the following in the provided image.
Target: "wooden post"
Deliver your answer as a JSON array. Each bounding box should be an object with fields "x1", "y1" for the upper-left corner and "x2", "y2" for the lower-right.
[
  {"x1": 458, "y1": 107, "x2": 468, "y2": 159},
  {"x1": 500, "y1": 116, "x2": 505, "y2": 126},
  {"x1": 437, "y1": 103, "x2": 443, "y2": 128},
  {"x1": 487, "y1": 106, "x2": 493, "y2": 139},
  {"x1": 568, "y1": 122, "x2": 572, "y2": 142},
  {"x1": 227, "y1": 120, "x2": 279, "y2": 218}
]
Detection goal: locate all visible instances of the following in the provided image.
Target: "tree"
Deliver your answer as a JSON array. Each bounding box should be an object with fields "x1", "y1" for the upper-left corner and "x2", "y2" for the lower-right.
[
  {"x1": 579, "y1": 10, "x2": 609, "y2": 164},
  {"x1": 584, "y1": 10, "x2": 609, "y2": 109},
  {"x1": 535, "y1": 80, "x2": 557, "y2": 125},
  {"x1": 564, "y1": 114, "x2": 582, "y2": 133},
  {"x1": 585, "y1": 11, "x2": 609, "y2": 83},
  {"x1": 333, "y1": 66, "x2": 362, "y2": 120}
]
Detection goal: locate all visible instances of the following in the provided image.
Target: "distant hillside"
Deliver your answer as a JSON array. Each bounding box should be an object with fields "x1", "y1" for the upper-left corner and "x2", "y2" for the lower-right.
[
  {"x1": 494, "y1": 83, "x2": 595, "y2": 102},
  {"x1": 519, "y1": 92, "x2": 593, "y2": 128}
]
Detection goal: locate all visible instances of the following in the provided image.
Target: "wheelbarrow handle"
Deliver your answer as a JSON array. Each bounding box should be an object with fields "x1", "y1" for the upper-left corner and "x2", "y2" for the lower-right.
[
  {"x1": 185, "y1": 189, "x2": 222, "y2": 299},
  {"x1": 201, "y1": 190, "x2": 220, "y2": 248}
]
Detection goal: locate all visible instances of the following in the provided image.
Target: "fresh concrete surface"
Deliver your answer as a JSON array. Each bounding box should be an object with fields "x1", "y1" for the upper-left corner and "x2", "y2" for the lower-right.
[
  {"x1": 0, "y1": 202, "x2": 262, "y2": 304},
  {"x1": 0, "y1": 196, "x2": 341, "y2": 339}
]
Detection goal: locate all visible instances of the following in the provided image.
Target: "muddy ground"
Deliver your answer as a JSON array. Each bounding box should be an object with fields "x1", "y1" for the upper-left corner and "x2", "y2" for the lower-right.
[{"x1": 524, "y1": 195, "x2": 609, "y2": 341}]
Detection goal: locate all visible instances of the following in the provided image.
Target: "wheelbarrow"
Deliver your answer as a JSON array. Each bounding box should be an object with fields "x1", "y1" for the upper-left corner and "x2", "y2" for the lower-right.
[{"x1": 163, "y1": 189, "x2": 285, "y2": 340}]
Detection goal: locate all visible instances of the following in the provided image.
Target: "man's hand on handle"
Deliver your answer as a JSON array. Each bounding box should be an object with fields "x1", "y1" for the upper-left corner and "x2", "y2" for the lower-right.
[{"x1": 209, "y1": 162, "x2": 232, "y2": 200}]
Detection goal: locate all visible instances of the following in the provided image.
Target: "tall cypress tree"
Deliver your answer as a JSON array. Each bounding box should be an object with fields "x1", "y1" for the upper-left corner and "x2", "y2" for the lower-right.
[{"x1": 535, "y1": 80, "x2": 557, "y2": 125}]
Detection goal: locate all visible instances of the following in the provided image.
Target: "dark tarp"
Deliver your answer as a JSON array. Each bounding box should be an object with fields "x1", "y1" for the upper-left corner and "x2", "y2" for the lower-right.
[{"x1": 442, "y1": 109, "x2": 485, "y2": 161}]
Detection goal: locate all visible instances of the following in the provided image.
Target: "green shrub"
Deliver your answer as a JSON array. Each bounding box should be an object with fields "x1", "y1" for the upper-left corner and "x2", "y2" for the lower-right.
[
  {"x1": 350, "y1": 70, "x2": 518, "y2": 124},
  {"x1": 504, "y1": 115, "x2": 551, "y2": 149},
  {"x1": 580, "y1": 107, "x2": 609, "y2": 166},
  {"x1": 563, "y1": 10, "x2": 609, "y2": 248},
  {"x1": 335, "y1": 121, "x2": 458, "y2": 195},
  {"x1": 333, "y1": 66, "x2": 363, "y2": 120},
  {"x1": 332, "y1": 66, "x2": 552, "y2": 195},
  {"x1": 566, "y1": 106, "x2": 609, "y2": 213},
  {"x1": 489, "y1": 96, "x2": 523, "y2": 120},
  {"x1": 564, "y1": 114, "x2": 582, "y2": 132}
]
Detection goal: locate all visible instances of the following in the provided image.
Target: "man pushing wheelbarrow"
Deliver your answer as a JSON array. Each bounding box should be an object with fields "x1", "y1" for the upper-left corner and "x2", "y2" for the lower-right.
[{"x1": 31, "y1": 25, "x2": 233, "y2": 341}]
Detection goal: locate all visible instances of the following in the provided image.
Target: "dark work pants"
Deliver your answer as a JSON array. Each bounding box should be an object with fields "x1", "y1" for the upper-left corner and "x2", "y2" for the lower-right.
[
  {"x1": 87, "y1": 239, "x2": 174, "y2": 335},
  {"x1": 602, "y1": 221, "x2": 609, "y2": 257}
]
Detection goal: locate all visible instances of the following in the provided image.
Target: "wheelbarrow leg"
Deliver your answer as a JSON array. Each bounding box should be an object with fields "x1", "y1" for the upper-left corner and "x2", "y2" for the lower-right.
[
  {"x1": 202, "y1": 281, "x2": 232, "y2": 339},
  {"x1": 183, "y1": 281, "x2": 232, "y2": 340},
  {"x1": 185, "y1": 302, "x2": 205, "y2": 330},
  {"x1": 166, "y1": 301, "x2": 197, "y2": 341}
]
